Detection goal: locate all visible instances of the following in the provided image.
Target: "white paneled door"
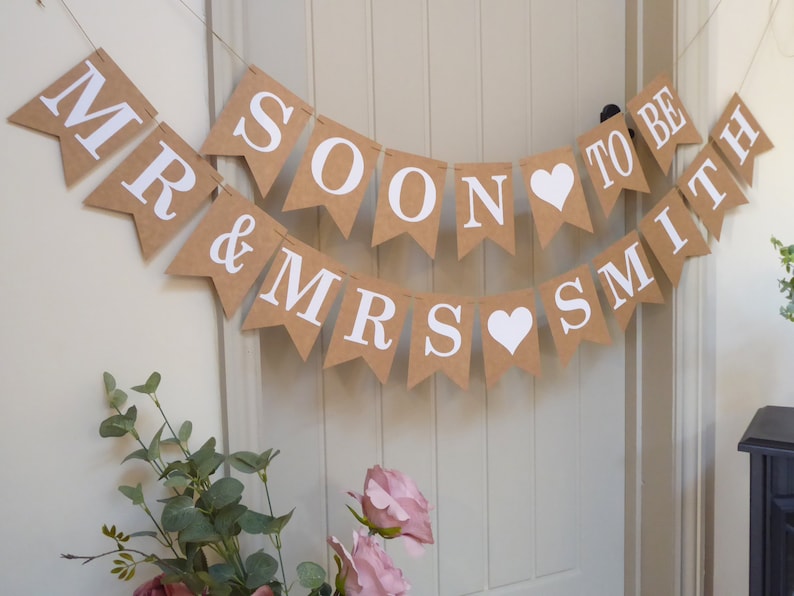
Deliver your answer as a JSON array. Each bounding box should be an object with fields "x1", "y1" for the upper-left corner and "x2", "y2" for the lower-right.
[{"x1": 211, "y1": 1, "x2": 629, "y2": 594}]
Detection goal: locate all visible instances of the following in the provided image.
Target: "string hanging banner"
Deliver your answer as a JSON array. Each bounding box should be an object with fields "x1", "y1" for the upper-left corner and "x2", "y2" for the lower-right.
[{"x1": 7, "y1": 48, "x2": 773, "y2": 389}]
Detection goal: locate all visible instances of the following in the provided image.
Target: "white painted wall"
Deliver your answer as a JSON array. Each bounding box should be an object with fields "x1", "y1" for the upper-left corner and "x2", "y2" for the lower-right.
[
  {"x1": 700, "y1": 1, "x2": 794, "y2": 594},
  {"x1": 0, "y1": 1, "x2": 222, "y2": 593}
]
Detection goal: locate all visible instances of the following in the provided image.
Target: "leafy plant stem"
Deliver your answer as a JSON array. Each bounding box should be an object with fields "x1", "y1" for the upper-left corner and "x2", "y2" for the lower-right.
[
  {"x1": 62, "y1": 548, "x2": 154, "y2": 567},
  {"x1": 111, "y1": 403, "x2": 167, "y2": 478},
  {"x1": 150, "y1": 391, "x2": 192, "y2": 459},
  {"x1": 261, "y1": 470, "x2": 290, "y2": 596}
]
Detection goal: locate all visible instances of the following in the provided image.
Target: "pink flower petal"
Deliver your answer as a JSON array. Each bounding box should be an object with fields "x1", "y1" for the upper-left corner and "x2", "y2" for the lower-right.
[{"x1": 366, "y1": 478, "x2": 410, "y2": 522}]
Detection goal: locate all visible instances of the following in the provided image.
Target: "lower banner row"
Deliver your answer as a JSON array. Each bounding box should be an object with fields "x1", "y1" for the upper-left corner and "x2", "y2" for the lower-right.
[{"x1": 160, "y1": 183, "x2": 714, "y2": 389}]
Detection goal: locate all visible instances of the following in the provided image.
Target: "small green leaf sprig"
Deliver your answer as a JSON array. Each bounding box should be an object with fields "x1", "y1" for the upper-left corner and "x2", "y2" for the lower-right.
[
  {"x1": 62, "y1": 372, "x2": 332, "y2": 596},
  {"x1": 772, "y1": 236, "x2": 794, "y2": 322}
]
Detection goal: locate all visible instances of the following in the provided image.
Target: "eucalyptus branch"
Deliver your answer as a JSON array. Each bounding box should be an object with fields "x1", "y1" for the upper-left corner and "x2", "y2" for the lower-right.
[
  {"x1": 78, "y1": 372, "x2": 345, "y2": 595},
  {"x1": 61, "y1": 548, "x2": 154, "y2": 567}
]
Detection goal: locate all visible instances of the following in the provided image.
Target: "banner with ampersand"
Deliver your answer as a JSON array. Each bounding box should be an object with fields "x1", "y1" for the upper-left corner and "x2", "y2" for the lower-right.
[{"x1": 167, "y1": 186, "x2": 285, "y2": 318}]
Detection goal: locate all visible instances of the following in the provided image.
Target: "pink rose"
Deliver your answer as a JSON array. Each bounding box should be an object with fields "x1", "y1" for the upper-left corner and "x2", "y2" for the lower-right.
[
  {"x1": 251, "y1": 587, "x2": 274, "y2": 596},
  {"x1": 350, "y1": 465, "x2": 434, "y2": 555},
  {"x1": 328, "y1": 530, "x2": 410, "y2": 596},
  {"x1": 132, "y1": 574, "x2": 193, "y2": 596}
]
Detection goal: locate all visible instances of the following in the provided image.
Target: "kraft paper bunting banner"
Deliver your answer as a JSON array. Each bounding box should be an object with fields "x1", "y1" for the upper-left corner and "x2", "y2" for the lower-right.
[
  {"x1": 407, "y1": 294, "x2": 475, "y2": 390},
  {"x1": 283, "y1": 116, "x2": 381, "y2": 238},
  {"x1": 200, "y1": 66, "x2": 313, "y2": 199},
  {"x1": 577, "y1": 113, "x2": 649, "y2": 216},
  {"x1": 84, "y1": 122, "x2": 222, "y2": 259},
  {"x1": 454, "y1": 162, "x2": 516, "y2": 259},
  {"x1": 626, "y1": 73, "x2": 702, "y2": 174},
  {"x1": 166, "y1": 186, "x2": 286, "y2": 318},
  {"x1": 677, "y1": 143, "x2": 748, "y2": 240},
  {"x1": 520, "y1": 146, "x2": 592, "y2": 248},
  {"x1": 592, "y1": 231, "x2": 665, "y2": 331},
  {"x1": 324, "y1": 276, "x2": 410, "y2": 383},
  {"x1": 709, "y1": 93, "x2": 773, "y2": 186},
  {"x1": 372, "y1": 149, "x2": 448, "y2": 258},
  {"x1": 638, "y1": 188, "x2": 710, "y2": 286},
  {"x1": 479, "y1": 289, "x2": 541, "y2": 387},
  {"x1": 8, "y1": 49, "x2": 156, "y2": 187},
  {"x1": 539, "y1": 264, "x2": 611, "y2": 368},
  {"x1": 242, "y1": 236, "x2": 345, "y2": 361}
]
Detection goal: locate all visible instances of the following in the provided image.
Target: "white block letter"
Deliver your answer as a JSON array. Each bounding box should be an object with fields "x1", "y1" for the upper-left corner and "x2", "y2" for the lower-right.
[
  {"x1": 597, "y1": 241, "x2": 655, "y2": 310},
  {"x1": 424, "y1": 303, "x2": 462, "y2": 358},
  {"x1": 653, "y1": 206, "x2": 688, "y2": 255},
  {"x1": 232, "y1": 91, "x2": 293, "y2": 153},
  {"x1": 259, "y1": 247, "x2": 342, "y2": 326},
  {"x1": 687, "y1": 158, "x2": 727, "y2": 211},
  {"x1": 343, "y1": 289, "x2": 395, "y2": 350},
  {"x1": 585, "y1": 131, "x2": 634, "y2": 189},
  {"x1": 388, "y1": 167, "x2": 436, "y2": 223},
  {"x1": 311, "y1": 137, "x2": 364, "y2": 195},
  {"x1": 554, "y1": 278, "x2": 592, "y2": 335},
  {"x1": 121, "y1": 141, "x2": 196, "y2": 221},
  {"x1": 636, "y1": 86, "x2": 686, "y2": 150},
  {"x1": 719, "y1": 104, "x2": 760, "y2": 166},
  {"x1": 462, "y1": 175, "x2": 507, "y2": 228},
  {"x1": 39, "y1": 59, "x2": 143, "y2": 160}
]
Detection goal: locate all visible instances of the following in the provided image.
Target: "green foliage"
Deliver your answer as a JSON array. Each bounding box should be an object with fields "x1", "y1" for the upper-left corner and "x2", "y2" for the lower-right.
[
  {"x1": 63, "y1": 372, "x2": 335, "y2": 596},
  {"x1": 297, "y1": 562, "x2": 327, "y2": 590},
  {"x1": 772, "y1": 236, "x2": 794, "y2": 321}
]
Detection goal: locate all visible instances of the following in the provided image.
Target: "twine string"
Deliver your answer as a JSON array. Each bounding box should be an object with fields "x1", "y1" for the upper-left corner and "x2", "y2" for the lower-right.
[
  {"x1": 176, "y1": 0, "x2": 248, "y2": 66},
  {"x1": 60, "y1": 0, "x2": 98, "y2": 52}
]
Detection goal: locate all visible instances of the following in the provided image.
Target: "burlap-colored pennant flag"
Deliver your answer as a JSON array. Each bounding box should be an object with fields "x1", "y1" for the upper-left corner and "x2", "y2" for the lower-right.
[
  {"x1": 454, "y1": 162, "x2": 516, "y2": 259},
  {"x1": 577, "y1": 114, "x2": 649, "y2": 216},
  {"x1": 520, "y1": 146, "x2": 592, "y2": 249},
  {"x1": 372, "y1": 149, "x2": 448, "y2": 258},
  {"x1": 592, "y1": 231, "x2": 665, "y2": 331},
  {"x1": 539, "y1": 264, "x2": 611, "y2": 368},
  {"x1": 479, "y1": 289, "x2": 541, "y2": 387},
  {"x1": 166, "y1": 186, "x2": 285, "y2": 318},
  {"x1": 242, "y1": 236, "x2": 345, "y2": 361},
  {"x1": 709, "y1": 93, "x2": 773, "y2": 186},
  {"x1": 407, "y1": 294, "x2": 475, "y2": 390},
  {"x1": 8, "y1": 49, "x2": 156, "y2": 186},
  {"x1": 677, "y1": 143, "x2": 748, "y2": 240},
  {"x1": 638, "y1": 189, "x2": 710, "y2": 287},
  {"x1": 200, "y1": 66, "x2": 313, "y2": 199},
  {"x1": 627, "y1": 73, "x2": 702, "y2": 174},
  {"x1": 84, "y1": 123, "x2": 222, "y2": 259},
  {"x1": 283, "y1": 116, "x2": 381, "y2": 238},
  {"x1": 324, "y1": 276, "x2": 410, "y2": 383}
]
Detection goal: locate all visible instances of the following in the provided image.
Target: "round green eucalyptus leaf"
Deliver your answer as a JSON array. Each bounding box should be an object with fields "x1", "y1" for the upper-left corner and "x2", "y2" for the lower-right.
[
  {"x1": 161, "y1": 496, "x2": 202, "y2": 532},
  {"x1": 245, "y1": 551, "x2": 278, "y2": 589},
  {"x1": 297, "y1": 561, "x2": 326, "y2": 589},
  {"x1": 118, "y1": 483, "x2": 144, "y2": 506},
  {"x1": 179, "y1": 516, "x2": 221, "y2": 545},
  {"x1": 178, "y1": 420, "x2": 192, "y2": 444},
  {"x1": 238, "y1": 510, "x2": 272, "y2": 534},
  {"x1": 202, "y1": 477, "x2": 244, "y2": 510},
  {"x1": 227, "y1": 451, "x2": 261, "y2": 474}
]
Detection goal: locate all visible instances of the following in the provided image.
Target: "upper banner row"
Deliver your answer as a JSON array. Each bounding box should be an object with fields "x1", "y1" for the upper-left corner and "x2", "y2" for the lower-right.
[{"x1": 10, "y1": 49, "x2": 772, "y2": 262}]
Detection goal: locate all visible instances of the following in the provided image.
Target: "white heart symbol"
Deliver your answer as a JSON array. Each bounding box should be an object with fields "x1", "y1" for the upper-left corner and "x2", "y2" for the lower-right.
[
  {"x1": 487, "y1": 307, "x2": 533, "y2": 356},
  {"x1": 529, "y1": 163, "x2": 574, "y2": 211}
]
